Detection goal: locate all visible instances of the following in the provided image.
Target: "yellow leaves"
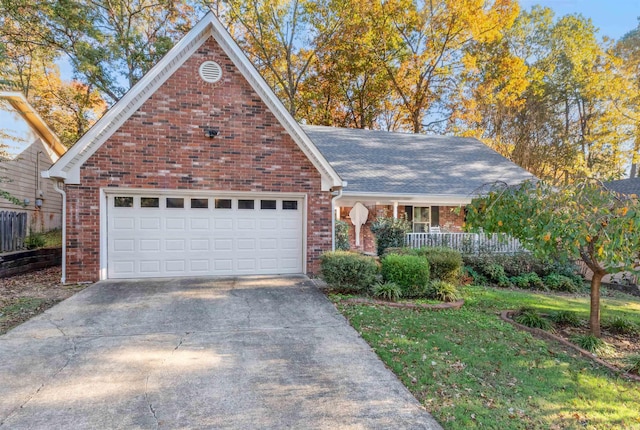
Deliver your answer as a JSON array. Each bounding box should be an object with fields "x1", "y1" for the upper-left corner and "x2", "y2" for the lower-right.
[
  {"x1": 586, "y1": 235, "x2": 592, "y2": 243},
  {"x1": 543, "y1": 232, "x2": 551, "y2": 242},
  {"x1": 498, "y1": 220, "x2": 503, "y2": 226}
]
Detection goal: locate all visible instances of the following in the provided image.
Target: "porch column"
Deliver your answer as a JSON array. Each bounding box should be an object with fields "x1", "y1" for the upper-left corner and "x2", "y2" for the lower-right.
[
  {"x1": 393, "y1": 202, "x2": 398, "y2": 219},
  {"x1": 335, "y1": 206, "x2": 340, "y2": 220}
]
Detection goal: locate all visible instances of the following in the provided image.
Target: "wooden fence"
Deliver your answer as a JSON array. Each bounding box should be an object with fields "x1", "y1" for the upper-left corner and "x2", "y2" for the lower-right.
[
  {"x1": 406, "y1": 232, "x2": 527, "y2": 254},
  {"x1": 0, "y1": 211, "x2": 27, "y2": 253}
]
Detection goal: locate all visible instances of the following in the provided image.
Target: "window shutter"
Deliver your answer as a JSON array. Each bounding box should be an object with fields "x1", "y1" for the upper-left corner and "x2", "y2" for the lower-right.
[{"x1": 431, "y1": 206, "x2": 440, "y2": 227}]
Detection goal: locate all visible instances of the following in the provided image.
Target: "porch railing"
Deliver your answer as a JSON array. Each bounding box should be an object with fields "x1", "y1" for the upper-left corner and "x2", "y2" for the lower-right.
[{"x1": 406, "y1": 232, "x2": 527, "y2": 254}]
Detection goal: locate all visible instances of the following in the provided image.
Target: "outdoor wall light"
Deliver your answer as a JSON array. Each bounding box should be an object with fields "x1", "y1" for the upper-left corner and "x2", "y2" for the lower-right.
[{"x1": 205, "y1": 128, "x2": 219, "y2": 138}]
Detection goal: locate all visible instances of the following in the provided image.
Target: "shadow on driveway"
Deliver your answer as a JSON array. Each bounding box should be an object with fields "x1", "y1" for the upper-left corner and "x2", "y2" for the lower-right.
[{"x1": 0, "y1": 276, "x2": 442, "y2": 429}]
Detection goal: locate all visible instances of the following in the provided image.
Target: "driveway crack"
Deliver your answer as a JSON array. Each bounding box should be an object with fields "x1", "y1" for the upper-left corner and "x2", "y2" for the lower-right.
[{"x1": 1, "y1": 318, "x2": 77, "y2": 427}]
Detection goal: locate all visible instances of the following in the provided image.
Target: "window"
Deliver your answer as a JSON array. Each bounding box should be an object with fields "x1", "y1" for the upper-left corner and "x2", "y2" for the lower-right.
[
  {"x1": 412, "y1": 207, "x2": 430, "y2": 232},
  {"x1": 114, "y1": 196, "x2": 133, "y2": 208},
  {"x1": 282, "y1": 200, "x2": 298, "y2": 210},
  {"x1": 191, "y1": 198, "x2": 208, "y2": 209},
  {"x1": 141, "y1": 197, "x2": 159, "y2": 208},
  {"x1": 238, "y1": 199, "x2": 255, "y2": 210},
  {"x1": 166, "y1": 198, "x2": 184, "y2": 208},
  {"x1": 215, "y1": 199, "x2": 232, "y2": 209},
  {"x1": 260, "y1": 200, "x2": 276, "y2": 210}
]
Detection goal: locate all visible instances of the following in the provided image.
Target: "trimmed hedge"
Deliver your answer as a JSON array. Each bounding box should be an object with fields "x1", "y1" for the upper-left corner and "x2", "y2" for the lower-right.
[
  {"x1": 320, "y1": 251, "x2": 378, "y2": 293},
  {"x1": 381, "y1": 254, "x2": 430, "y2": 298},
  {"x1": 412, "y1": 247, "x2": 463, "y2": 283}
]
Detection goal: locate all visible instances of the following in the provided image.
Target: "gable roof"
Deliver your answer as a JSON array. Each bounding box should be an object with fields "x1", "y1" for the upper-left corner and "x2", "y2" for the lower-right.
[
  {"x1": 0, "y1": 91, "x2": 66, "y2": 157},
  {"x1": 45, "y1": 13, "x2": 343, "y2": 191},
  {"x1": 604, "y1": 177, "x2": 640, "y2": 197},
  {"x1": 302, "y1": 125, "x2": 535, "y2": 202}
]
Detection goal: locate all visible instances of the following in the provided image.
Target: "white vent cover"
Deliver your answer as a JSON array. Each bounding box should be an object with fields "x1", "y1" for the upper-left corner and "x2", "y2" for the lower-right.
[{"x1": 199, "y1": 61, "x2": 223, "y2": 83}]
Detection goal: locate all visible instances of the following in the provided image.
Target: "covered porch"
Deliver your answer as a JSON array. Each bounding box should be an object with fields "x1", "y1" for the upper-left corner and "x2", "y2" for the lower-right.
[{"x1": 334, "y1": 193, "x2": 469, "y2": 254}]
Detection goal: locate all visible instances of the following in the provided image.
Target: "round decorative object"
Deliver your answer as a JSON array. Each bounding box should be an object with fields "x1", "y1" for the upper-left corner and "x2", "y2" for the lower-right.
[{"x1": 199, "y1": 61, "x2": 223, "y2": 83}]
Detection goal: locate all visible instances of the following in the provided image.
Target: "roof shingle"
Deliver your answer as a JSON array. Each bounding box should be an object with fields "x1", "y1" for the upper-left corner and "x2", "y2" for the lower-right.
[{"x1": 302, "y1": 125, "x2": 534, "y2": 197}]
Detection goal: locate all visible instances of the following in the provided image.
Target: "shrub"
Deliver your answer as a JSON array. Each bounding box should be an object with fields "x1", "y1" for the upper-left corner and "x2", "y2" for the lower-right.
[
  {"x1": 510, "y1": 272, "x2": 545, "y2": 290},
  {"x1": 485, "y1": 263, "x2": 511, "y2": 287},
  {"x1": 514, "y1": 308, "x2": 553, "y2": 331},
  {"x1": 570, "y1": 334, "x2": 611, "y2": 355},
  {"x1": 24, "y1": 232, "x2": 46, "y2": 250},
  {"x1": 382, "y1": 247, "x2": 411, "y2": 257},
  {"x1": 381, "y1": 254, "x2": 430, "y2": 298},
  {"x1": 370, "y1": 216, "x2": 411, "y2": 256},
  {"x1": 463, "y1": 253, "x2": 545, "y2": 278},
  {"x1": 320, "y1": 251, "x2": 378, "y2": 293},
  {"x1": 412, "y1": 247, "x2": 463, "y2": 283},
  {"x1": 426, "y1": 280, "x2": 461, "y2": 302},
  {"x1": 542, "y1": 261, "x2": 585, "y2": 287},
  {"x1": 543, "y1": 273, "x2": 580, "y2": 293},
  {"x1": 463, "y1": 266, "x2": 488, "y2": 286},
  {"x1": 623, "y1": 354, "x2": 640, "y2": 374},
  {"x1": 371, "y1": 282, "x2": 403, "y2": 301},
  {"x1": 603, "y1": 317, "x2": 638, "y2": 335},
  {"x1": 335, "y1": 220, "x2": 350, "y2": 251},
  {"x1": 549, "y1": 310, "x2": 582, "y2": 327}
]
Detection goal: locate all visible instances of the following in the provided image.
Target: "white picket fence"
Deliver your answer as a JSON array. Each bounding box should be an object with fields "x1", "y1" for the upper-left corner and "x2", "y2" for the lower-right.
[{"x1": 406, "y1": 232, "x2": 527, "y2": 254}]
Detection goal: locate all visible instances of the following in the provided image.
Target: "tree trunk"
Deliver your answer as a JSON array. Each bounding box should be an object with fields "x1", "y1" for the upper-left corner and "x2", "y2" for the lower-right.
[{"x1": 589, "y1": 270, "x2": 605, "y2": 337}]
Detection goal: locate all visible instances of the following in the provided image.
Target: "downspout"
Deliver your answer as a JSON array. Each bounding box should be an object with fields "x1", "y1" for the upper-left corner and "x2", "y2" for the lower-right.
[
  {"x1": 53, "y1": 180, "x2": 66, "y2": 284},
  {"x1": 331, "y1": 188, "x2": 343, "y2": 251}
]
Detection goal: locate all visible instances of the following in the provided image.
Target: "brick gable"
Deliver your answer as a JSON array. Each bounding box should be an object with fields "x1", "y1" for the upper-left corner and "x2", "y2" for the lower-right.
[{"x1": 65, "y1": 37, "x2": 331, "y2": 282}]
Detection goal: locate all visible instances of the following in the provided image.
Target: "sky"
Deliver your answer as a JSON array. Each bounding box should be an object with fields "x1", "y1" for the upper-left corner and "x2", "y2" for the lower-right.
[{"x1": 520, "y1": 0, "x2": 640, "y2": 40}]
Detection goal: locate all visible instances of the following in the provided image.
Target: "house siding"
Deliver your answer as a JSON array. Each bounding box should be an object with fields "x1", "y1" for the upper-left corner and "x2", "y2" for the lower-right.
[
  {"x1": 65, "y1": 37, "x2": 331, "y2": 282},
  {"x1": 0, "y1": 139, "x2": 62, "y2": 233}
]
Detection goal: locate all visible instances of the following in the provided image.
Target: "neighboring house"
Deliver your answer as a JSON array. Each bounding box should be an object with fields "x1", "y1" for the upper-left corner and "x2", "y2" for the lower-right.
[
  {"x1": 604, "y1": 177, "x2": 640, "y2": 198},
  {"x1": 44, "y1": 13, "x2": 532, "y2": 283},
  {"x1": 0, "y1": 90, "x2": 67, "y2": 233}
]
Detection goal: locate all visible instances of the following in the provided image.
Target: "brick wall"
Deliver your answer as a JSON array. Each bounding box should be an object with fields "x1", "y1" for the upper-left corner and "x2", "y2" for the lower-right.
[{"x1": 65, "y1": 37, "x2": 331, "y2": 282}]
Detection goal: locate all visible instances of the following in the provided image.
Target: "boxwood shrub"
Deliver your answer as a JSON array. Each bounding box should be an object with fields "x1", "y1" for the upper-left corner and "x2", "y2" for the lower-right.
[
  {"x1": 381, "y1": 254, "x2": 430, "y2": 298},
  {"x1": 320, "y1": 251, "x2": 378, "y2": 293},
  {"x1": 412, "y1": 247, "x2": 463, "y2": 283}
]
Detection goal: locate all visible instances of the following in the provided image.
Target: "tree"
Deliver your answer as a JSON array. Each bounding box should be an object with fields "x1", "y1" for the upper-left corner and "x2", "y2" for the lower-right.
[
  {"x1": 455, "y1": 6, "x2": 634, "y2": 182},
  {"x1": 616, "y1": 19, "x2": 640, "y2": 178},
  {"x1": 466, "y1": 180, "x2": 640, "y2": 337},
  {"x1": 375, "y1": 0, "x2": 519, "y2": 133},
  {"x1": 1, "y1": 15, "x2": 106, "y2": 147},
  {"x1": 1, "y1": 0, "x2": 197, "y2": 104}
]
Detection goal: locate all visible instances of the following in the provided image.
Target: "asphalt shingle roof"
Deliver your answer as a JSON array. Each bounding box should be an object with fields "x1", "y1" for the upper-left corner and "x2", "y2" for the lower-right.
[
  {"x1": 302, "y1": 125, "x2": 535, "y2": 197},
  {"x1": 604, "y1": 178, "x2": 640, "y2": 196}
]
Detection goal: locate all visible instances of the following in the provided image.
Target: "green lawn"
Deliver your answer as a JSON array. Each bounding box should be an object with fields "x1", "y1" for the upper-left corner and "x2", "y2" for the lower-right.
[{"x1": 333, "y1": 286, "x2": 640, "y2": 429}]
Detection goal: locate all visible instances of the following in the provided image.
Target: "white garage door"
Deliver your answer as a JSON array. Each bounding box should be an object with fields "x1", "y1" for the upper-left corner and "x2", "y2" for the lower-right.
[{"x1": 106, "y1": 193, "x2": 304, "y2": 278}]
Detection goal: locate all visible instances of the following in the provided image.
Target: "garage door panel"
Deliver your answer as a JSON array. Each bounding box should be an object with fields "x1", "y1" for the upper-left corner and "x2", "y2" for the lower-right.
[{"x1": 107, "y1": 194, "x2": 303, "y2": 278}]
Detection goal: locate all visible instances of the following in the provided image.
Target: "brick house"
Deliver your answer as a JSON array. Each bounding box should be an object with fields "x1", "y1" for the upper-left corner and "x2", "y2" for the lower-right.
[{"x1": 45, "y1": 13, "x2": 533, "y2": 283}]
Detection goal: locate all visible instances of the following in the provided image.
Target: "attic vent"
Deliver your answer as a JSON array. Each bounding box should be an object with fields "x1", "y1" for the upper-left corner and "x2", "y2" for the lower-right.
[{"x1": 199, "y1": 61, "x2": 223, "y2": 83}]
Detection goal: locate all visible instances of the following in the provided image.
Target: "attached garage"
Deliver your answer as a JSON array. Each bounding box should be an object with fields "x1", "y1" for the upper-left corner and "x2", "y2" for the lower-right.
[{"x1": 105, "y1": 192, "x2": 304, "y2": 278}]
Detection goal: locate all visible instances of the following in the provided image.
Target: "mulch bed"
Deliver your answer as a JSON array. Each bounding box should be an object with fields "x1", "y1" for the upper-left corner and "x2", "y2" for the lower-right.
[
  {"x1": 341, "y1": 297, "x2": 465, "y2": 310},
  {"x1": 500, "y1": 310, "x2": 640, "y2": 382}
]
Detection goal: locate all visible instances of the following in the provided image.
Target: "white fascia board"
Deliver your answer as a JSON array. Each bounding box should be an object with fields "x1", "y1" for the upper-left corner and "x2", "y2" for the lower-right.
[{"x1": 336, "y1": 192, "x2": 472, "y2": 206}]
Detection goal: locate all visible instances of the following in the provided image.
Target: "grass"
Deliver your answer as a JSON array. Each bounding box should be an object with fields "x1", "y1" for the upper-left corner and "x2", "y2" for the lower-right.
[
  {"x1": 333, "y1": 285, "x2": 640, "y2": 429},
  {"x1": 42, "y1": 229, "x2": 62, "y2": 248},
  {"x1": 0, "y1": 297, "x2": 53, "y2": 334}
]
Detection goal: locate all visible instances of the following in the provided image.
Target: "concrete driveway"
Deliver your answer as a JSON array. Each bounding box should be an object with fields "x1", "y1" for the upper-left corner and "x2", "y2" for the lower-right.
[{"x1": 0, "y1": 276, "x2": 441, "y2": 429}]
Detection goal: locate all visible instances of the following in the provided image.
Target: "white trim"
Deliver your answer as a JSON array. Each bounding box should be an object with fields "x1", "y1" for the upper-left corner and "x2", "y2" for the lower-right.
[
  {"x1": 99, "y1": 188, "x2": 308, "y2": 278},
  {"x1": 45, "y1": 13, "x2": 343, "y2": 190},
  {"x1": 100, "y1": 189, "x2": 108, "y2": 280}
]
